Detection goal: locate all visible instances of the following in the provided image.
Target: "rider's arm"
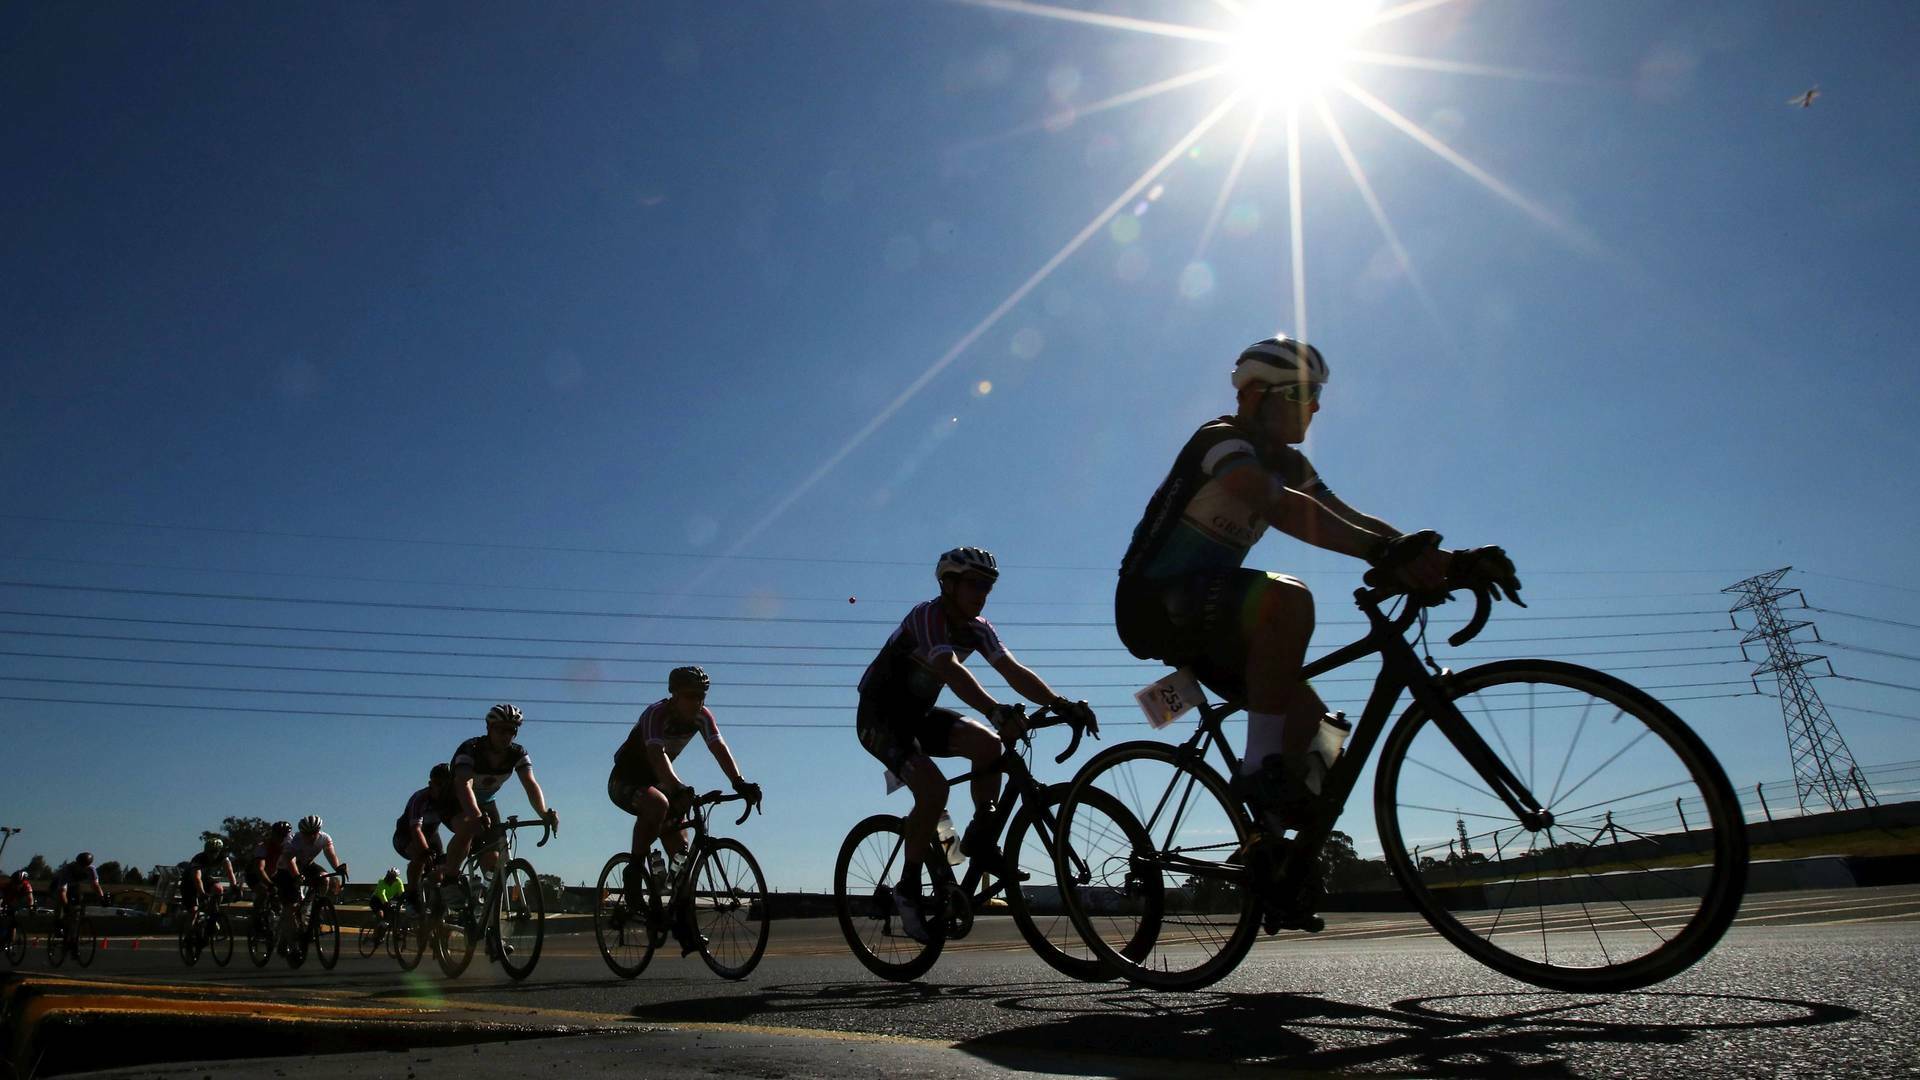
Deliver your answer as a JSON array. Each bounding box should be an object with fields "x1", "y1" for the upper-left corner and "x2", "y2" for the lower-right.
[
  {"x1": 646, "y1": 743, "x2": 687, "y2": 793},
  {"x1": 223, "y1": 857, "x2": 238, "y2": 885},
  {"x1": 515, "y1": 763, "x2": 553, "y2": 820},
  {"x1": 323, "y1": 839, "x2": 346, "y2": 877},
  {"x1": 706, "y1": 737, "x2": 745, "y2": 786},
  {"x1": 455, "y1": 771, "x2": 483, "y2": 819},
  {"x1": 1220, "y1": 465, "x2": 1385, "y2": 559},
  {"x1": 988, "y1": 654, "x2": 1070, "y2": 711},
  {"x1": 929, "y1": 651, "x2": 1001, "y2": 716},
  {"x1": 1313, "y1": 488, "x2": 1401, "y2": 540}
]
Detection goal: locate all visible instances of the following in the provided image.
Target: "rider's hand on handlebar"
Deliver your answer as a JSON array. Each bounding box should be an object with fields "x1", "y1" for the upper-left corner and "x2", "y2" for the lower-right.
[
  {"x1": 732, "y1": 778, "x2": 762, "y2": 808},
  {"x1": 1453, "y1": 545, "x2": 1526, "y2": 607},
  {"x1": 988, "y1": 702, "x2": 1027, "y2": 737},
  {"x1": 667, "y1": 784, "x2": 695, "y2": 817},
  {"x1": 1052, "y1": 697, "x2": 1099, "y2": 737},
  {"x1": 1367, "y1": 529, "x2": 1448, "y2": 593},
  {"x1": 543, "y1": 807, "x2": 560, "y2": 833}
]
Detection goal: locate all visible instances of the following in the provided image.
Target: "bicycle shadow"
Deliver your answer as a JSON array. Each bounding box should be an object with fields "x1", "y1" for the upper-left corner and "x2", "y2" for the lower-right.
[
  {"x1": 962, "y1": 987, "x2": 1859, "y2": 1077},
  {"x1": 626, "y1": 980, "x2": 1857, "y2": 1076}
]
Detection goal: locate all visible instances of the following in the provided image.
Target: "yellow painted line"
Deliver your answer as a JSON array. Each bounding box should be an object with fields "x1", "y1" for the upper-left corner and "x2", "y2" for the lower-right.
[{"x1": 24, "y1": 993, "x2": 433, "y2": 1022}]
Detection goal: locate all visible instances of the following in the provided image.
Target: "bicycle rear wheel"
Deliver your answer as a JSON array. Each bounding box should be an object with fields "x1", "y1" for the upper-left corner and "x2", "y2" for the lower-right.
[
  {"x1": 593, "y1": 853, "x2": 659, "y2": 979},
  {"x1": 3, "y1": 914, "x2": 23, "y2": 965},
  {"x1": 357, "y1": 921, "x2": 381, "y2": 958},
  {"x1": 834, "y1": 814, "x2": 945, "y2": 981},
  {"x1": 46, "y1": 926, "x2": 65, "y2": 967},
  {"x1": 208, "y1": 913, "x2": 234, "y2": 967},
  {"x1": 497, "y1": 858, "x2": 545, "y2": 980},
  {"x1": 1053, "y1": 741, "x2": 1259, "y2": 991},
  {"x1": 1375, "y1": 659, "x2": 1748, "y2": 992},
  {"x1": 434, "y1": 878, "x2": 478, "y2": 977},
  {"x1": 691, "y1": 838, "x2": 770, "y2": 980},
  {"x1": 312, "y1": 897, "x2": 341, "y2": 970},
  {"x1": 1005, "y1": 785, "x2": 1158, "y2": 982}
]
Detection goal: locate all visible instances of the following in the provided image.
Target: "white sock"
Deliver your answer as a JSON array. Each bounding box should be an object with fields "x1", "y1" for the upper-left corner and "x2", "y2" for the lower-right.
[{"x1": 1242, "y1": 711, "x2": 1288, "y2": 776}]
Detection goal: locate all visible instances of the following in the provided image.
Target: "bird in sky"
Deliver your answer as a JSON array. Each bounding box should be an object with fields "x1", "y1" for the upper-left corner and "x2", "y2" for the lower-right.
[{"x1": 1789, "y1": 86, "x2": 1820, "y2": 108}]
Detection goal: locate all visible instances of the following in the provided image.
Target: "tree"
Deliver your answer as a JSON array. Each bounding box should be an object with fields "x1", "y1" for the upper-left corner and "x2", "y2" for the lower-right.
[
  {"x1": 97, "y1": 860, "x2": 124, "y2": 884},
  {"x1": 24, "y1": 854, "x2": 49, "y2": 881},
  {"x1": 537, "y1": 873, "x2": 566, "y2": 912},
  {"x1": 124, "y1": 866, "x2": 146, "y2": 885},
  {"x1": 206, "y1": 816, "x2": 273, "y2": 858}
]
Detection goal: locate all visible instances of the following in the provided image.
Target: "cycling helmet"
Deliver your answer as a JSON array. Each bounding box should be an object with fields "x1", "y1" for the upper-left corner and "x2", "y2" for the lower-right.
[
  {"x1": 1231, "y1": 335, "x2": 1329, "y2": 389},
  {"x1": 935, "y1": 547, "x2": 999, "y2": 584},
  {"x1": 485, "y1": 702, "x2": 524, "y2": 728},
  {"x1": 75, "y1": 851, "x2": 94, "y2": 866},
  {"x1": 384, "y1": 867, "x2": 401, "y2": 881},
  {"x1": 203, "y1": 838, "x2": 225, "y2": 857},
  {"x1": 298, "y1": 815, "x2": 323, "y2": 834},
  {"x1": 270, "y1": 820, "x2": 294, "y2": 837},
  {"x1": 11, "y1": 869, "x2": 27, "y2": 882},
  {"x1": 668, "y1": 665, "x2": 710, "y2": 694},
  {"x1": 429, "y1": 762, "x2": 451, "y2": 785}
]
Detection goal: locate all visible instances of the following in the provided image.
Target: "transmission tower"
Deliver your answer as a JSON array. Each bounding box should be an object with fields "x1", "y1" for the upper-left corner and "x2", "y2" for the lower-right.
[{"x1": 1724, "y1": 567, "x2": 1877, "y2": 812}]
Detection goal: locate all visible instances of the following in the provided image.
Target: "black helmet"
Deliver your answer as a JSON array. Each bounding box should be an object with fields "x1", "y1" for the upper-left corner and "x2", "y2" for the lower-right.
[
  {"x1": 668, "y1": 666, "x2": 710, "y2": 694},
  {"x1": 270, "y1": 820, "x2": 293, "y2": 837},
  {"x1": 429, "y1": 762, "x2": 451, "y2": 785},
  {"x1": 75, "y1": 851, "x2": 94, "y2": 866}
]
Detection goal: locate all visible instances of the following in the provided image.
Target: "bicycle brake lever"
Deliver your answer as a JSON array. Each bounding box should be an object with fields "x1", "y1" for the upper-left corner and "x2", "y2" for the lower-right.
[
  {"x1": 1447, "y1": 585, "x2": 1493, "y2": 648},
  {"x1": 1055, "y1": 719, "x2": 1085, "y2": 765}
]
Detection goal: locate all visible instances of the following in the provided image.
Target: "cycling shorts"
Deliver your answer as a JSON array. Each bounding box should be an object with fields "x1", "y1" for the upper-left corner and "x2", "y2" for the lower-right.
[
  {"x1": 392, "y1": 824, "x2": 444, "y2": 861},
  {"x1": 1115, "y1": 569, "x2": 1301, "y2": 703},
  {"x1": 856, "y1": 696, "x2": 967, "y2": 780},
  {"x1": 607, "y1": 771, "x2": 659, "y2": 816}
]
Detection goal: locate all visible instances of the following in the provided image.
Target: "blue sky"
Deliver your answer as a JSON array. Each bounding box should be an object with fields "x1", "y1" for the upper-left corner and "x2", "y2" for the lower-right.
[{"x1": 3, "y1": 0, "x2": 1918, "y2": 890}]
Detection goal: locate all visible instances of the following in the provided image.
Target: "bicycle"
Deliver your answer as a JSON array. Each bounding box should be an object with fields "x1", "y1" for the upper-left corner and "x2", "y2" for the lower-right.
[
  {"x1": 1051, "y1": 572, "x2": 1750, "y2": 993},
  {"x1": 833, "y1": 702, "x2": 1154, "y2": 983},
  {"x1": 427, "y1": 814, "x2": 552, "y2": 980},
  {"x1": 593, "y1": 790, "x2": 769, "y2": 981},
  {"x1": 292, "y1": 871, "x2": 344, "y2": 971},
  {"x1": 2, "y1": 904, "x2": 27, "y2": 966},
  {"x1": 46, "y1": 897, "x2": 99, "y2": 968},
  {"x1": 177, "y1": 890, "x2": 235, "y2": 968}
]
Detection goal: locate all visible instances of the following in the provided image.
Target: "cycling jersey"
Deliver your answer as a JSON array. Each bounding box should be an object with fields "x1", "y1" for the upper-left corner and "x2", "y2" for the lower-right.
[
  {"x1": 451, "y1": 735, "x2": 532, "y2": 803},
  {"x1": 49, "y1": 863, "x2": 99, "y2": 892},
  {"x1": 0, "y1": 878, "x2": 31, "y2": 909},
  {"x1": 1119, "y1": 416, "x2": 1331, "y2": 583},
  {"x1": 612, "y1": 699, "x2": 724, "y2": 785},
  {"x1": 396, "y1": 786, "x2": 456, "y2": 836},
  {"x1": 186, "y1": 851, "x2": 229, "y2": 883},
  {"x1": 858, "y1": 599, "x2": 1010, "y2": 711},
  {"x1": 284, "y1": 831, "x2": 333, "y2": 871},
  {"x1": 372, "y1": 878, "x2": 404, "y2": 904}
]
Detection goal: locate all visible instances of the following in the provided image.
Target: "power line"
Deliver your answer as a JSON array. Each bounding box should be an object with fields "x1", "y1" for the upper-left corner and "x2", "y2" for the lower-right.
[
  {"x1": 1808, "y1": 606, "x2": 1920, "y2": 633},
  {"x1": 1824, "y1": 641, "x2": 1920, "y2": 665},
  {"x1": 1835, "y1": 676, "x2": 1920, "y2": 696}
]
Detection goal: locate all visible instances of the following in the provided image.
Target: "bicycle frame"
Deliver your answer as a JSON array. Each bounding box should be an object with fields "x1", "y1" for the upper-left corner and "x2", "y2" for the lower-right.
[
  {"x1": 656, "y1": 792, "x2": 757, "y2": 921},
  {"x1": 1150, "y1": 582, "x2": 1551, "y2": 887}
]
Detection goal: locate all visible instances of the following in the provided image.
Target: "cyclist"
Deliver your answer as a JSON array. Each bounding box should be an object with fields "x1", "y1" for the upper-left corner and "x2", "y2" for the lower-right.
[
  {"x1": 441, "y1": 704, "x2": 560, "y2": 884},
  {"x1": 182, "y1": 838, "x2": 238, "y2": 917},
  {"x1": 1, "y1": 870, "x2": 33, "y2": 949},
  {"x1": 393, "y1": 763, "x2": 458, "y2": 908},
  {"x1": 248, "y1": 820, "x2": 299, "y2": 942},
  {"x1": 1114, "y1": 335, "x2": 1520, "y2": 834},
  {"x1": 856, "y1": 546, "x2": 1095, "y2": 944},
  {"x1": 608, "y1": 665, "x2": 762, "y2": 956},
  {"x1": 49, "y1": 853, "x2": 105, "y2": 942},
  {"x1": 290, "y1": 815, "x2": 349, "y2": 901},
  {"x1": 369, "y1": 867, "x2": 405, "y2": 933}
]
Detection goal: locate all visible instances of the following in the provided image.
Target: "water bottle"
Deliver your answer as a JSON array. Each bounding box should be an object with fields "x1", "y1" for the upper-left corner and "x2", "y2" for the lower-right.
[
  {"x1": 1306, "y1": 712, "x2": 1352, "y2": 793},
  {"x1": 647, "y1": 850, "x2": 667, "y2": 892},
  {"x1": 935, "y1": 810, "x2": 963, "y2": 866}
]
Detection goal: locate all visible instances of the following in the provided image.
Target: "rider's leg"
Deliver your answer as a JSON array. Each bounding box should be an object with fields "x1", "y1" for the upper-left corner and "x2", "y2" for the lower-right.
[
  {"x1": 900, "y1": 755, "x2": 949, "y2": 892},
  {"x1": 1241, "y1": 574, "x2": 1324, "y2": 774},
  {"x1": 946, "y1": 718, "x2": 1007, "y2": 866},
  {"x1": 443, "y1": 811, "x2": 482, "y2": 879},
  {"x1": 626, "y1": 785, "x2": 669, "y2": 894}
]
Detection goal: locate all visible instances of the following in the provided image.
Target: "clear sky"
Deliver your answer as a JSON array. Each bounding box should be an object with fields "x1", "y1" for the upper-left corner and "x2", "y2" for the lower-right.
[{"x1": 3, "y1": 0, "x2": 1918, "y2": 891}]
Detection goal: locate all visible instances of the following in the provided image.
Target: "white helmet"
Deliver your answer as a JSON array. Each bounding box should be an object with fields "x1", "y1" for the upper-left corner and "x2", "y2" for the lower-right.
[
  {"x1": 935, "y1": 547, "x2": 999, "y2": 584},
  {"x1": 1231, "y1": 335, "x2": 1329, "y2": 389}
]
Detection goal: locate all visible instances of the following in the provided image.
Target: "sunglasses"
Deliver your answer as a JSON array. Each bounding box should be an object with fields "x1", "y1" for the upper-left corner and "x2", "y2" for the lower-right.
[{"x1": 1261, "y1": 383, "x2": 1322, "y2": 404}]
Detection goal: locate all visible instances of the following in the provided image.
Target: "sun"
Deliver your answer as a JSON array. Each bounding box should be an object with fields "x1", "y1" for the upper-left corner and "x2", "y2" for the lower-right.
[{"x1": 1227, "y1": 0, "x2": 1373, "y2": 103}]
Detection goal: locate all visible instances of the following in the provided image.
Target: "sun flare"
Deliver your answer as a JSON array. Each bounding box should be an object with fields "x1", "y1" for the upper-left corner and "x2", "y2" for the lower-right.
[{"x1": 1227, "y1": 0, "x2": 1373, "y2": 103}]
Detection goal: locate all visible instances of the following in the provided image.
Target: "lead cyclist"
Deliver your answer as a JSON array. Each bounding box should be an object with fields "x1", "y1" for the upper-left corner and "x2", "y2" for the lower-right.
[{"x1": 1113, "y1": 335, "x2": 1523, "y2": 835}]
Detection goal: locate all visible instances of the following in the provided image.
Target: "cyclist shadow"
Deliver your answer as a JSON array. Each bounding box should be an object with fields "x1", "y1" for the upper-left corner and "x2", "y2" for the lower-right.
[
  {"x1": 625, "y1": 979, "x2": 1068, "y2": 1025},
  {"x1": 959, "y1": 987, "x2": 1860, "y2": 1076}
]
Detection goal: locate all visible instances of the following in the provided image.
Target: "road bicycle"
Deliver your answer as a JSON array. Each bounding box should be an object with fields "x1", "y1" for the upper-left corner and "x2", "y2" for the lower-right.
[
  {"x1": 177, "y1": 889, "x2": 235, "y2": 967},
  {"x1": 593, "y1": 790, "x2": 769, "y2": 980},
  {"x1": 1, "y1": 904, "x2": 25, "y2": 966},
  {"x1": 46, "y1": 897, "x2": 99, "y2": 968},
  {"x1": 359, "y1": 889, "x2": 427, "y2": 970},
  {"x1": 833, "y1": 702, "x2": 1154, "y2": 983},
  {"x1": 1052, "y1": 572, "x2": 1749, "y2": 993},
  {"x1": 428, "y1": 814, "x2": 552, "y2": 980}
]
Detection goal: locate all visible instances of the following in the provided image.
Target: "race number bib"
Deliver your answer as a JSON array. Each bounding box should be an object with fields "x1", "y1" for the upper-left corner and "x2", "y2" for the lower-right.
[{"x1": 1135, "y1": 668, "x2": 1206, "y2": 730}]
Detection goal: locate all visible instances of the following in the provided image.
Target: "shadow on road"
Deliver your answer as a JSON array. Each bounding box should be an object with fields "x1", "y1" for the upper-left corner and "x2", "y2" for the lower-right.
[{"x1": 628, "y1": 981, "x2": 1858, "y2": 1076}]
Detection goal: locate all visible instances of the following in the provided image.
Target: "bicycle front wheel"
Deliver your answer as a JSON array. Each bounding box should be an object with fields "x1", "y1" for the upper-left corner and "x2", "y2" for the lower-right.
[
  {"x1": 72, "y1": 917, "x2": 97, "y2": 967},
  {"x1": 1005, "y1": 784, "x2": 1158, "y2": 983},
  {"x1": 593, "y1": 853, "x2": 659, "y2": 979},
  {"x1": 246, "y1": 912, "x2": 272, "y2": 968},
  {"x1": 497, "y1": 858, "x2": 545, "y2": 981},
  {"x1": 1054, "y1": 741, "x2": 1259, "y2": 991},
  {"x1": 390, "y1": 905, "x2": 426, "y2": 971},
  {"x1": 312, "y1": 898, "x2": 341, "y2": 970},
  {"x1": 3, "y1": 915, "x2": 23, "y2": 965},
  {"x1": 834, "y1": 814, "x2": 945, "y2": 981},
  {"x1": 1375, "y1": 659, "x2": 1748, "y2": 992},
  {"x1": 178, "y1": 917, "x2": 202, "y2": 966},
  {"x1": 357, "y1": 922, "x2": 380, "y2": 958},
  {"x1": 208, "y1": 913, "x2": 234, "y2": 967},
  {"x1": 691, "y1": 838, "x2": 770, "y2": 980},
  {"x1": 434, "y1": 879, "x2": 478, "y2": 977},
  {"x1": 46, "y1": 927, "x2": 65, "y2": 967}
]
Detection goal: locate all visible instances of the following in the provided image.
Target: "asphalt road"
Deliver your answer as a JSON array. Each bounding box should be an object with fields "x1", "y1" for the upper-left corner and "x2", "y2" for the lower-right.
[{"x1": 15, "y1": 884, "x2": 1920, "y2": 1078}]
